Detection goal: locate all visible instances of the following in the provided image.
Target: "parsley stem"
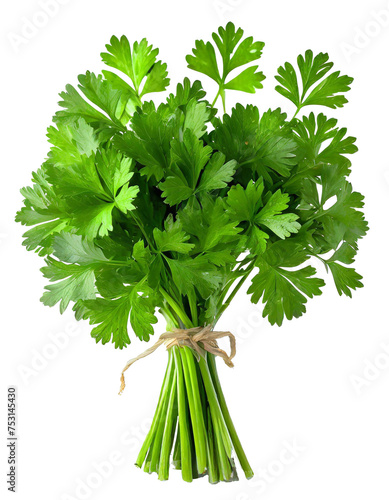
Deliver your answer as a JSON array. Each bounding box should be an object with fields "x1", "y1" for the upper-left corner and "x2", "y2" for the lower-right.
[
  {"x1": 292, "y1": 105, "x2": 302, "y2": 120},
  {"x1": 205, "y1": 405, "x2": 219, "y2": 483},
  {"x1": 149, "y1": 370, "x2": 174, "y2": 472},
  {"x1": 135, "y1": 350, "x2": 174, "y2": 468},
  {"x1": 211, "y1": 87, "x2": 226, "y2": 113},
  {"x1": 160, "y1": 307, "x2": 177, "y2": 331},
  {"x1": 173, "y1": 346, "x2": 193, "y2": 482},
  {"x1": 215, "y1": 257, "x2": 250, "y2": 310},
  {"x1": 207, "y1": 353, "x2": 253, "y2": 479},
  {"x1": 181, "y1": 347, "x2": 207, "y2": 473},
  {"x1": 211, "y1": 90, "x2": 221, "y2": 108},
  {"x1": 187, "y1": 289, "x2": 198, "y2": 326},
  {"x1": 198, "y1": 356, "x2": 232, "y2": 478},
  {"x1": 129, "y1": 211, "x2": 155, "y2": 251},
  {"x1": 221, "y1": 91, "x2": 226, "y2": 114},
  {"x1": 215, "y1": 261, "x2": 256, "y2": 323},
  {"x1": 159, "y1": 288, "x2": 193, "y2": 328},
  {"x1": 158, "y1": 373, "x2": 178, "y2": 480}
]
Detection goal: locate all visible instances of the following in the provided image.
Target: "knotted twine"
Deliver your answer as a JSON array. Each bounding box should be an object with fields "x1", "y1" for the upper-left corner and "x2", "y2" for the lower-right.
[{"x1": 119, "y1": 325, "x2": 236, "y2": 395}]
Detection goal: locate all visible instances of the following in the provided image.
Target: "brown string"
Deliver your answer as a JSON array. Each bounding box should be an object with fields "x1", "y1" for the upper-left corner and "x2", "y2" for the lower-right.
[{"x1": 119, "y1": 325, "x2": 236, "y2": 395}]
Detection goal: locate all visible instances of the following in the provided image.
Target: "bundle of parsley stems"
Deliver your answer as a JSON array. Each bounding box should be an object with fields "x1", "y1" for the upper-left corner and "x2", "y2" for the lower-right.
[
  {"x1": 135, "y1": 345, "x2": 250, "y2": 482},
  {"x1": 16, "y1": 23, "x2": 367, "y2": 483}
]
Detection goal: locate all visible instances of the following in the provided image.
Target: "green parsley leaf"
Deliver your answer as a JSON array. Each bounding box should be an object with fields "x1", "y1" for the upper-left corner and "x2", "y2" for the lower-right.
[
  {"x1": 187, "y1": 22, "x2": 265, "y2": 109},
  {"x1": 40, "y1": 258, "x2": 97, "y2": 314},
  {"x1": 167, "y1": 255, "x2": 221, "y2": 299},
  {"x1": 210, "y1": 104, "x2": 260, "y2": 164},
  {"x1": 154, "y1": 215, "x2": 194, "y2": 254},
  {"x1": 326, "y1": 262, "x2": 363, "y2": 298},
  {"x1": 115, "y1": 104, "x2": 174, "y2": 181},
  {"x1": 276, "y1": 50, "x2": 353, "y2": 112},
  {"x1": 293, "y1": 113, "x2": 357, "y2": 166},
  {"x1": 248, "y1": 241, "x2": 325, "y2": 325},
  {"x1": 255, "y1": 190, "x2": 301, "y2": 239},
  {"x1": 226, "y1": 181, "x2": 264, "y2": 224},
  {"x1": 179, "y1": 196, "x2": 241, "y2": 258},
  {"x1": 76, "y1": 279, "x2": 158, "y2": 348},
  {"x1": 101, "y1": 36, "x2": 169, "y2": 98},
  {"x1": 52, "y1": 233, "x2": 108, "y2": 264},
  {"x1": 324, "y1": 242, "x2": 363, "y2": 297}
]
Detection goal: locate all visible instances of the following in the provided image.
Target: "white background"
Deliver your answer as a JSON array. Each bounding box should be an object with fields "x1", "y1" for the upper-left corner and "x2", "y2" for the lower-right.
[{"x1": 1, "y1": 0, "x2": 388, "y2": 499}]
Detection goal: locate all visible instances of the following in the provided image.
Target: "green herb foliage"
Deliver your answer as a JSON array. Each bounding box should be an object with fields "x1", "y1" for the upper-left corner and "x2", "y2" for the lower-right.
[{"x1": 16, "y1": 23, "x2": 368, "y2": 350}]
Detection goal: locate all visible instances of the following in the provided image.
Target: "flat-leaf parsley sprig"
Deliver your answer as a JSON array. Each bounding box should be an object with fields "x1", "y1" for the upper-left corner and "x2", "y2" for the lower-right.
[{"x1": 16, "y1": 23, "x2": 368, "y2": 483}]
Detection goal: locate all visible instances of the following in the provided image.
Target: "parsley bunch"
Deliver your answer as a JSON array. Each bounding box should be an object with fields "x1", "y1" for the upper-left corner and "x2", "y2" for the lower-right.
[{"x1": 16, "y1": 23, "x2": 367, "y2": 483}]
